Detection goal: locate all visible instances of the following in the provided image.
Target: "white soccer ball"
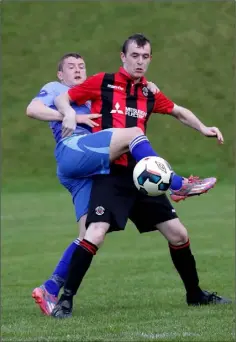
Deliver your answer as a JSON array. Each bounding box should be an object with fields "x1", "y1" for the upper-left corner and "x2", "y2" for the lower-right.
[{"x1": 133, "y1": 156, "x2": 173, "y2": 196}]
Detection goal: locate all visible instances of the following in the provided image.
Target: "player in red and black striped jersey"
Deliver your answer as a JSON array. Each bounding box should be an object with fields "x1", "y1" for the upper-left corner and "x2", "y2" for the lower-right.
[
  {"x1": 54, "y1": 45, "x2": 222, "y2": 201},
  {"x1": 52, "y1": 34, "x2": 230, "y2": 318}
]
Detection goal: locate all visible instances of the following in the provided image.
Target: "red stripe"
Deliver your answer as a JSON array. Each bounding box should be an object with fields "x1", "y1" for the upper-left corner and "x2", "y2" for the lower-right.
[
  {"x1": 80, "y1": 239, "x2": 97, "y2": 255},
  {"x1": 169, "y1": 239, "x2": 190, "y2": 250},
  {"x1": 90, "y1": 74, "x2": 104, "y2": 133},
  {"x1": 113, "y1": 73, "x2": 128, "y2": 167}
]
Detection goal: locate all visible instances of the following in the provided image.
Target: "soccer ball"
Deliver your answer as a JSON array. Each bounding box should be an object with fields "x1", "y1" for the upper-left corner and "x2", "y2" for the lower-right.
[{"x1": 133, "y1": 156, "x2": 173, "y2": 196}]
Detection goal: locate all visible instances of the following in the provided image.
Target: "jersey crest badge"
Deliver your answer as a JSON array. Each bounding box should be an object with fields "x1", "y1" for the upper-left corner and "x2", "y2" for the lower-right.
[{"x1": 142, "y1": 87, "x2": 148, "y2": 97}]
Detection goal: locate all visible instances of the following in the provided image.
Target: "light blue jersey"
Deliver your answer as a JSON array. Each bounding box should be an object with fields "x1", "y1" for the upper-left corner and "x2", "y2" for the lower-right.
[{"x1": 33, "y1": 81, "x2": 91, "y2": 143}]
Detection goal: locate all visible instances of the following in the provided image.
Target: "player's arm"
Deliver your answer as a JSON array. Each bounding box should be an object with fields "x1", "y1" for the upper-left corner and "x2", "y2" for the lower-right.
[
  {"x1": 153, "y1": 91, "x2": 224, "y2": 144},
  {"x1": 171, "y1": 104, "x2": 224, "y2": 144},
  {"x1": 26, "y1": 99, "x2": 63, "y2": 121},
  {"x1": 54, "y1": 73, "x2": 104, "y2": 137}
]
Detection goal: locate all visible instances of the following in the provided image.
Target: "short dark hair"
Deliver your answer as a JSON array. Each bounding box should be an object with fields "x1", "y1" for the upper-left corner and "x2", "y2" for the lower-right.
[
  {"x1": 58, "y1": 53, "x2": 83, "y2": 71},
  {"x1": 122, "y1": 33, "x2": 152, "y2": 55}
]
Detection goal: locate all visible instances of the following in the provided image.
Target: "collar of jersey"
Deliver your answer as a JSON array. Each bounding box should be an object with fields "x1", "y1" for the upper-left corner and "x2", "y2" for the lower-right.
[{"x1": 118, "y1": 67, "x2": 147, "y2": 85}]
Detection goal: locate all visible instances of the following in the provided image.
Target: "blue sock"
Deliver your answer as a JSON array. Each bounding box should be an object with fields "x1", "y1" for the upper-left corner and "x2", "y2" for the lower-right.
[
  {"x1": 129, "y1": 135, "x2": 159, "y2": 161},
  {"x1": 170, "y1": 174, "x2": 183, "y2": 190},
  {"x1": 129, "y1": 135, "x2": 183, "y2": 191},
  {"x1": 44, "y1": 238, "x2": 80, "y2": 296}
]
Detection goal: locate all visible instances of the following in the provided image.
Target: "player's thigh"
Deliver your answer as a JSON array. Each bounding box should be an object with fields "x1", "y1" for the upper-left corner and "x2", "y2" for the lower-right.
[
  {"x1": 56, "y1": 131, "x2": 113, "y2": 178},
  {"x1": 86, "y1": 172, "x2": 135, "y2": 232},
  {"x1": 129, "y1": 194, "x2": 178, "y2": 233},
  {"x1": 157, "y1": 218, "x2": 189, "y2": 245}
]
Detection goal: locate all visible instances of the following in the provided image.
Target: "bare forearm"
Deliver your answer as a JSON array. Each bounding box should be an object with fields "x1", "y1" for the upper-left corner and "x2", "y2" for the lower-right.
[
  {"x1": 54, "y1": 93, "x2": 75, "y2": 117},
  {"x1": 171, "y1": 105, "x2": 206, "y2": 132},
  {"x1": 26, "y1": 100, "x2": 63, "y2": 121}
]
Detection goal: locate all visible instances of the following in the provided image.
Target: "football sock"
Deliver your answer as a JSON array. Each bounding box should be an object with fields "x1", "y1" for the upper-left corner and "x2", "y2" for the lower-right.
[
  {"x1": 169, "y1": 240, "x2": 202, "y2": 297},
  {"x1": 129, "y1": 135, "x2": 183, "y2": 190},
  {"x1": 44, "y1": 238, "x2": 80, "y2": 296},
  {"x1": 63, "y1": 239, "x2": 98, "y2": 296},
  {"x1": 129, "y1": 135, "x2": 158, "y2": 161}
]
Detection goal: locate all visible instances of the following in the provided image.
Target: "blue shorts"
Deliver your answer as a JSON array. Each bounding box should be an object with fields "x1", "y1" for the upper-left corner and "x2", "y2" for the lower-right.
[
  {"x1": 56, "y1": 129, "x2": 114, "y2": 221},
  {"x1": 55, "y1": 129, "x2": 114, "y2": 179},
  {"x1": 57, "y1": 173, "x2": 92, "y2": 221}
]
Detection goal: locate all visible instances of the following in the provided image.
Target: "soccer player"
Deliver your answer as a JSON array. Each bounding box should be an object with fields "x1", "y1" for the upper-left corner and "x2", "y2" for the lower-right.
[
  {"x1": 51, "y1": 34, "x2": 231, "y2": 318},
  {"x1": 27, "y1": 52, "x2": 215, "y2": 315}
]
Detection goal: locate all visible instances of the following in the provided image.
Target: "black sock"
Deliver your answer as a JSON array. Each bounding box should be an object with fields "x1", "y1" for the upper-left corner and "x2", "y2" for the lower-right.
[
  {"x1": 63, "y1": 239, "x2": 98, "y2": 296},
  {"x1": 169, "y1": 239, "x2": 202, "y2": 297}
]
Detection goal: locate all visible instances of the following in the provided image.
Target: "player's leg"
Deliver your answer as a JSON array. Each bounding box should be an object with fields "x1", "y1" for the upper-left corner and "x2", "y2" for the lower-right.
[
  {"x1": 109, "y1": 128, "x2": 217, "y2": 197},
  {"x1": 56, "y1": 129, "x2": 216, "y2": 200},
  {"x1": 32, "y1": 177, "x2": 91, "y2": 315},
  {"x1": 51, "y1": 171, "x2": 135, "y2": 318},
  {"x1": 130, "y1": 193, "x2": 231, "y2": 305},
  {"x1": 157, "y1": 218, "x2": 232, "y2": 305}
]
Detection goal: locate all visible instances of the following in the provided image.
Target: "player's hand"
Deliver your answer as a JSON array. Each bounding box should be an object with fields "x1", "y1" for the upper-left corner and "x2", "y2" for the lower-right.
[
  {"x1": 147, "y1": 81, "x2": 160, "y2": 94},
  {"x1": 76, "y1": 114, "x2": 101, "y2": 128},
  {"x1": 201, "y1": 126, "x2": 224, "y2": 144},
  {"x1": 62, "y1": 112, "x2": 77, "y2": 138}
]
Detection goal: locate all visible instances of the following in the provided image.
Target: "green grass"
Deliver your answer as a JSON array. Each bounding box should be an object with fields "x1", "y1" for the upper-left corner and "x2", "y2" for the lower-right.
[{"x1": 2, "y1": 184, "x2": 234, "y2": 341}]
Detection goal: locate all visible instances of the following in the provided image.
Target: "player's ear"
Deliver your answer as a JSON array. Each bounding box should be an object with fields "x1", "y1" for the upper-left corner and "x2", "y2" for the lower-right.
[
  {"x1": 120, "y1": 52, "x2": 125, "y2": 63},
  {"x1": 57, "y1": 71, "x2": 63, "y2": 81}
]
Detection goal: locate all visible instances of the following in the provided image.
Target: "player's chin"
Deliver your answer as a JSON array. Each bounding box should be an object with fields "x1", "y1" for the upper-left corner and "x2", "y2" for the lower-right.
[
  {"x1": 133, "y1": 71, "x2": 145, "y2": 78},
  {"x1": 73, "y1": 78, "x2": 85, "y2": 86}
]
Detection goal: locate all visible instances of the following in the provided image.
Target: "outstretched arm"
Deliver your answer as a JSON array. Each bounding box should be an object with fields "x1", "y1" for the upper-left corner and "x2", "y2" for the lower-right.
[{"x1": 171, "y1": 104, "x2": 224, "y2": 144}]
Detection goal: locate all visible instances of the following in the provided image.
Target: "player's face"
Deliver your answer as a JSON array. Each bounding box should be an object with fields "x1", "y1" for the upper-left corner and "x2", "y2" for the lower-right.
[
  {"x1": 57, "y1": 57, "x2": 87, "y2": 87},
  {"x1": 120, "y1": 42, "x2": 152, "y2": 80}
]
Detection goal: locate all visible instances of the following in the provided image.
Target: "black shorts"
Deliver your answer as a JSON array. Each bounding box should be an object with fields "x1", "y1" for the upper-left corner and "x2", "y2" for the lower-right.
[{"x1": 86, "y1": 166, "x2": 178, "y2": 233}]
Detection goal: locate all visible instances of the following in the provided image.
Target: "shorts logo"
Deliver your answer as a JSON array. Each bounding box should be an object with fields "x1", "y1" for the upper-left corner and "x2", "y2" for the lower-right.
[
  {"x1": 95, "y1": 206, "x2": 105, "y2": 215},
  {"x1": 142, "y1": 87, "x2": 148, "y2": 97}
]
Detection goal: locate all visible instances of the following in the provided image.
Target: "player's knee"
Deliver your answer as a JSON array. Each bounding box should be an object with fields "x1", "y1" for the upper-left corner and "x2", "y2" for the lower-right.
[
  {"x1": 169, "y1": 230, "x2": 189, "y2": 246},
  {"x1": 85, "y1": 222, "x2": 109, "y2": 246},
  {"x1": 130, "y1": 126, "x2": 144, "y2": 138}
]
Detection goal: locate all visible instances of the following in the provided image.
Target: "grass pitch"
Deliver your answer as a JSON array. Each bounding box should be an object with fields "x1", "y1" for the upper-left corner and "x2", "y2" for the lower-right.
[{"x1": 2, "y1": 184, "x2": 234, "y2": 341}]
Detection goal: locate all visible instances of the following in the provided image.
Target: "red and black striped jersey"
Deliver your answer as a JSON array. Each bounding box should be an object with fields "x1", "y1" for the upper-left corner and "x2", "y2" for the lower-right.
[{"x1": 68, "y1": 67, "x2": 174, "y2": 168}]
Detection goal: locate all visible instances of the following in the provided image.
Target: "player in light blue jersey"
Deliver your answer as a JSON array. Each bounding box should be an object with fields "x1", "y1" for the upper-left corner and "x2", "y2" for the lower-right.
[{"x1": 27, "y1": 53, "x2": 181, "y2": 315}]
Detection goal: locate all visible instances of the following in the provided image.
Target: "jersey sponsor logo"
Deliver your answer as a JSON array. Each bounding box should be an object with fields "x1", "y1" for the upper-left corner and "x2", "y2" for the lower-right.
[
  {"x1": 110, "y1": 102, "x2": 147, "y2": 119},
  {"x1": 142, "y1": 86, "x2": 148, "y2": 97},
  {"x1": 126, "y1": 107, "x2": 147, "y2": 119},
  {"x1": 95, "y1": 206, "x2": 105, "y2": 215},
  {"x1": 110, "y1": 102, "x2": 124, "y2": 114},
  {"x1": 107, "y1": 84, "x2": 124, "y2": 91},
  {"x1": 37, "y1": 89, "x2": 48, "y2": 97}
]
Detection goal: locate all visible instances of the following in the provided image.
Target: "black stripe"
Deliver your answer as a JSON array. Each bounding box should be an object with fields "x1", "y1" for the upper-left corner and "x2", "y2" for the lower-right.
[
  {"x1": 145, "y1": 92, "x2": 155, "y2": 131},
  {"x1": 125, "y1": 81, "x2": 138, "y2": 128},
  {"x1": 125, "y1": 81, "x2": 138, "y2": 167},
  {"x1": 100, "y1": 73, "x2": 115, "y2": 129}
]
